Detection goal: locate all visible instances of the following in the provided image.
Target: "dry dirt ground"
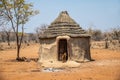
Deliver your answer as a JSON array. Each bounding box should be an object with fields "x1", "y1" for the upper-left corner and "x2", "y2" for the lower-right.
[{"x1": 0, "y1": 44, "x2": 120, "y2": 80}]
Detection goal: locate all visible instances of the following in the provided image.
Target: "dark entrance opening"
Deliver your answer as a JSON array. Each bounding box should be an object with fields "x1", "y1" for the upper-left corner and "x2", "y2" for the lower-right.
[{"x1": 58, "y1": 39, "x2": 68, "y2": 62}]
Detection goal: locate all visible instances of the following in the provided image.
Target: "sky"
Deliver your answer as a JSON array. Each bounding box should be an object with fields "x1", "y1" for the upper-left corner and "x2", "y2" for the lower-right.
[{"x1": 25, "y1": 0, "x2": 120, "y2": 33}]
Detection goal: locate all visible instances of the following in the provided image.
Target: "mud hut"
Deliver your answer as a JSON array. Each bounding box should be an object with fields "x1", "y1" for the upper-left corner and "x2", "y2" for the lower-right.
[{"x1": 38, "y1": 11, "x2": 91, "y2": 63}]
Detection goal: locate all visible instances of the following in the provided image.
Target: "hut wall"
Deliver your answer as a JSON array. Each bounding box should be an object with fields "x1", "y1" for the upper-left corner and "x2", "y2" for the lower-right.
[
  {"x1": 39, "y1": 38, "x2": 57, "y2": 62},
  {"x1": 38, "y1": 37, "x2": 91, "y2": 62},
  {"x1": 70, "y1": 37, "x2": 91, "y2": 61}
]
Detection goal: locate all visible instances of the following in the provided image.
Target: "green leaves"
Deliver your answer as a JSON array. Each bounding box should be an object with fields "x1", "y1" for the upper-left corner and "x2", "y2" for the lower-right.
[
  {"x1": 0, "y1": 3, "x2": 3, "y2": 8},
  {"x1": 23, "y1": 4, "x2": 29, "y2": 10},
  {"x1": 0, "y1": 0, "x2": 39, "y2": 25}
]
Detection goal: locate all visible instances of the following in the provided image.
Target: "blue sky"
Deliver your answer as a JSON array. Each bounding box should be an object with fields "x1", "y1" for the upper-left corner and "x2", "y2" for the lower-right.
[{"x1": 25, "y1": 0, "x2": 120, "y2": 33}]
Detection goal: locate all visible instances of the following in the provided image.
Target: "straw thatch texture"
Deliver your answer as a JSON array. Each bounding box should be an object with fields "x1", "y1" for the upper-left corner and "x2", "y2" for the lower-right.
[{"x1": 39, "y1": 11, "x2": 90, "y2": 38}]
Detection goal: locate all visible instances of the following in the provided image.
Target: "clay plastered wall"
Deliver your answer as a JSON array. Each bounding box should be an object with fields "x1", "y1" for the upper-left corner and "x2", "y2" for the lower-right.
[
  {"x1": 70, "y1": 37, "x2": 90, "y2": 61},
  {"x1": 39, "y1": 38, "x2": 57, "y2": 61}
]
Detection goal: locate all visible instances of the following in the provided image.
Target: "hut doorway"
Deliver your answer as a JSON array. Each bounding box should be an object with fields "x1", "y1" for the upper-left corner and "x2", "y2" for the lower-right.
[{"x1": 58, "y1": 39, "x2": 68, "y2": 62}]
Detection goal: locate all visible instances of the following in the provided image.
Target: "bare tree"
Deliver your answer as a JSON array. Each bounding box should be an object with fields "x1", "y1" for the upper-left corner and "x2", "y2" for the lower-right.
[
  {"x1": 35, "y1": 24, "x2": 48, "y2": 39},
  {"x1": 103, "y1": 32, "x2": 111, "y2": 49},
  {"x1": 0, "y1": 22, "x2": 12, "y2": 46},
  {"x1": 103, "y1": 26, "x2": 120, "y2": 49},
  {"x1": 111, "y1": 27, "x2": 120, "y2": 42},
  {"x1": 0, "y1": 31, "x2": 6, "y2": 42},
  {"x1": 87, "y1": 28, "x2": 103, "y2": 41}
]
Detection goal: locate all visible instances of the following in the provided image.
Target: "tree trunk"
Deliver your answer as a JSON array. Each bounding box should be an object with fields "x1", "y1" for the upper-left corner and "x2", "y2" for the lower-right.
[
  {"x1": 7, "y1": 35, "x2": 10, "y2": 46},
  {"x1": 16, "y1": 26, "x2": 24, "y2": 60},
  {"x1": 105, "y1": 40, "x2": 108, "y2": 49},
  {"x1": 17, "y1": 44, "x2": 20, "y2": 59},
  {"x1": 16, "y1": 35, "x2": 20, "y2": 60}
]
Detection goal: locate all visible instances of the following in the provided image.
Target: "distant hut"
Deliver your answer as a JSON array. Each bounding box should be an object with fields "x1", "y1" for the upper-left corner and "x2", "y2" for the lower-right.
[{"x1": 38, "y1": 11, "x2": 91, "y2": 63}]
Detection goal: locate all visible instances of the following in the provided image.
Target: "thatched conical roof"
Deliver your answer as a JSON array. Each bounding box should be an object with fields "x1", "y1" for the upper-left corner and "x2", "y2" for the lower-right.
[
  {"x1": 51, "y1": 11, "x2": 77, "y2": 25},
  {"x1": 39, "y1": 11, "x2": 90, "y2": 39}
]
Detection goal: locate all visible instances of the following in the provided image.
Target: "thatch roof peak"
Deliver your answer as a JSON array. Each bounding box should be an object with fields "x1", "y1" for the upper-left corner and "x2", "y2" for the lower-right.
[
  {"x1": 61, "y1": 11, "x2": 68, "y2": 15},
  {"x1": 39, "y1": 11, "x2": 90, "y2": 39},
  {"x1": 51, "y1": 11, "x2": 77, "y2": 25}
]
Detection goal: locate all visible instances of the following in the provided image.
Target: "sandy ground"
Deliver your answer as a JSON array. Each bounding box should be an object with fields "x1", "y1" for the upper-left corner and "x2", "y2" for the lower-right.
[{"x1": 0, "y1": 44, "x2": 120, "y2": 80}]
